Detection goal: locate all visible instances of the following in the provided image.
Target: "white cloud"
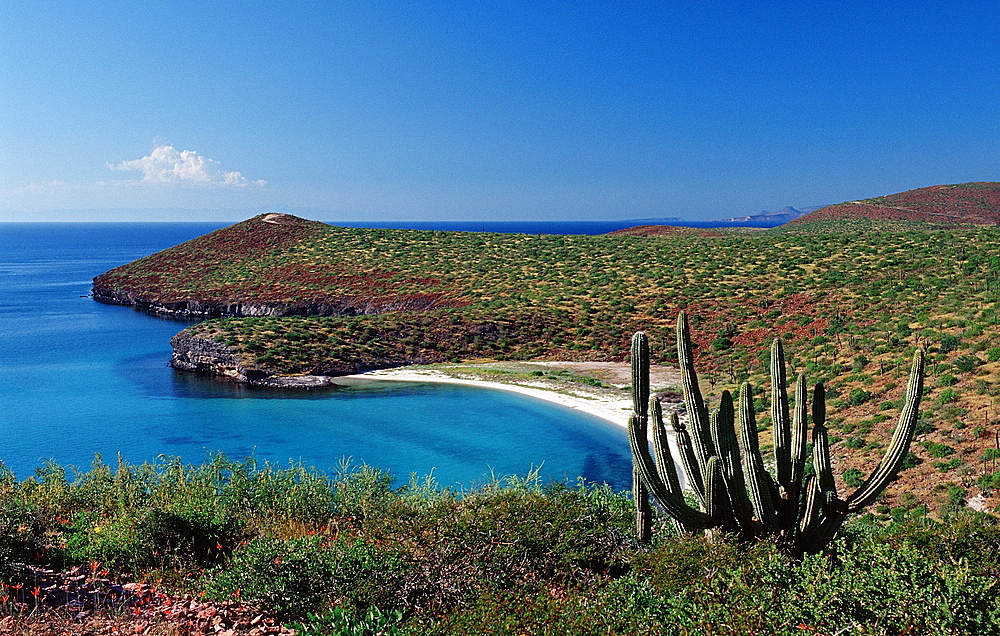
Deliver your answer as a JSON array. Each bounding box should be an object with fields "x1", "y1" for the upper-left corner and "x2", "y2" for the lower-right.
[{"x1": 108, "y1": 145, "x2": 266, "y2": 187}]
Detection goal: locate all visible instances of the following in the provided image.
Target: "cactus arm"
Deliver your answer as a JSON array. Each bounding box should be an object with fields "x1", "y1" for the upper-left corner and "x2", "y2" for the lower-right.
[
  {"x1": 798, "y1": 475, "x2": 822, "y2": 537},
  {"x1": 631, "y1": 332, "x2": 653, "y2": 541},
  {"x1": 770, "y1": 339, "x2": 799, "y2": 540},
  {"x1": 771, "y1": 339, "x2": 793, "y2": 493},
  {"x1": 812, "y1": 381, "x2": 826, "y2": 432},
  {"x1": 631, "y1": 332, "x2": 650, "y2": 414},
  {"x1": 799, "y1": 492, "x2": 848, "y2": 555},
  {"x1": 812, "y1": 397, "x2": 838, "y2": 501},
  {"x1": 789, "y1": 376, "x2": 809, "y2": 502},
  {"x1": 651, "y1": 398, "x2": 683, "y2": 495},
  {"x1": 710, "y1": 392, "x2": 756, "y2": 535},
  {"x1": 813, "y1": 383, "x2": 837, "y2": 512},
  {"x1": 671, "y1": 412, "x2": 706, "y2": 508},
  {"x1": 846, "y1": 349, "x2": 924, "y2": 513},
  {"x1": 629, "y1": 415, "x2": 716, "y2": 528},
  {"x1": 738, "y1": 382, "x2": 779, "y2": 532},
  {"x1": 704, "y1": 456, "x2": 735, "y2": 531},
  {"x1": 651, "y1": 399, "x2": 688, "y2": 535},
  {"x1": 676, "y1": 312, "x2": 715, "y2": 487}
]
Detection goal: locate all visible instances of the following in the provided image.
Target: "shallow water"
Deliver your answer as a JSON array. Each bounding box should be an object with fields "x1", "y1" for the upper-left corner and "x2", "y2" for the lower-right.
[{"x1": 0, "y1": 223, "x2": 631, "y2": 488}]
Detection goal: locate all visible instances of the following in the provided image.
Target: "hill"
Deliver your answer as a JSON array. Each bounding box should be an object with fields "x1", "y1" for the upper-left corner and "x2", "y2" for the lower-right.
[
  {"x1": 786, "y1": 182, "x2": 1000, "y2": 230},
  {"x1": 92, "y1": 212, "x2": 468, "y2": 318},
  {"x1": 606, "y1": 225, "x2": 728, "y2": 237}
]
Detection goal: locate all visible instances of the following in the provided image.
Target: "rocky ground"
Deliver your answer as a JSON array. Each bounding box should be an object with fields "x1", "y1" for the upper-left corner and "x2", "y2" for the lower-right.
[{"x1": 1, "y1": 566, "x2": 294, "y2": 636}]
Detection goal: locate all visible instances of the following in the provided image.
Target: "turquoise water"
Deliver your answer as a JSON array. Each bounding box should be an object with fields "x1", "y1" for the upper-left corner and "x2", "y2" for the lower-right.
[{"x1": 0, "y1": 224, "x2": 631, "y2": 488}]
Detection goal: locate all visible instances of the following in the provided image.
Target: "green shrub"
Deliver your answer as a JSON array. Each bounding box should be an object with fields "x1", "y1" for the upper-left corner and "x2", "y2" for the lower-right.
[
  {"x1": 207, "y1": 536, "x2": 338, "y2": 619},
  {"x1": 937, "y1": 388, "x2": 958, "y2": 404},
  {"x1": 844, "y1": 436, "x2": 866, "y2": 449},
  {"x1": 901, "y1": 452, "x2": 922, "y2": 469},
  {"x1": 842, "y1": 468, "x2": 865, "y2": 488},
  {"x1": 143, "y1": 506, "x2": 245, "y2": 568},
  {"x1": 848, "y1": 387, "x2": 871, "y2": 406},
  {"x1": 938, "y1": 374, "x2": 958, "y2": 387},
  {"x1": 291, "y1": 606, "x2": 405, "y2": 636},
  {"x1": 934, "y1": 458, "x2": 963, "y2": 472},
  {"x1": 0, "y1": 501, "x2": 42, "y2": 585},
  {"x1": 923, "y1": 442, "x2": 956, "y2": 458},
  {"x1": 954, "y1": 355, "x2": 980, "y2": 373},
  {"x1": 940, "y1": 334, "x2": 961, "y2": 353}
]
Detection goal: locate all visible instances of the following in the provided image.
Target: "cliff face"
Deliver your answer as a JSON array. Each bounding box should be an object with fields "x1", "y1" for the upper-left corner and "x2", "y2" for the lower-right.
[
  {"x1": 169, "y1": 332, "x2": 257, "y2": 382},
  {"x1": 93, "y1": 285, "x2": 453, "y2": 319}
]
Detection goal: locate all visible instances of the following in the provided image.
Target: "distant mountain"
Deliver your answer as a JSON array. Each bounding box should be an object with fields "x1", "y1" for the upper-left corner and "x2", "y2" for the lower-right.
[
  {"x1": 708, "y1": 205, "x2": 824, "y2": 226},
  {"x1": 788, "y1": 182, "x2": 1000, "y2": 229},
  {"x1": 618, "y1": 205, "x2": 823, "y2": 231}
]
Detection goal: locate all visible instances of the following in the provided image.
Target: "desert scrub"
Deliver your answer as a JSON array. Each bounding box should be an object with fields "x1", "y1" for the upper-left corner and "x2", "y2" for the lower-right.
[
  {"x1": 206, "y1": 535, "x2": 409, "y2": 619},
  {"x1": 1, "y1": 455, "x2": 1000, "y2": 632}
]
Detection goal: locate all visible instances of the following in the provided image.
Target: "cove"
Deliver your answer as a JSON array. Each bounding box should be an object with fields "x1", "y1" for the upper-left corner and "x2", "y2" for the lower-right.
[{"x1": 0, "y1": 223, "x2": 631, "y2": 488}]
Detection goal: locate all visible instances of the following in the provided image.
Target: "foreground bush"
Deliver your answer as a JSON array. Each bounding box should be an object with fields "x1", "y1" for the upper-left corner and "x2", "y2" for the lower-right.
[{"x1": 0, "y1": 456, "x2": 998, "y2": 634}]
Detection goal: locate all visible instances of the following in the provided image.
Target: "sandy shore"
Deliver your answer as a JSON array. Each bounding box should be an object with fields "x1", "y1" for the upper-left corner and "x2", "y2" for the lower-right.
[{"x1": 340, "y1": 367, "x2": 634, "y2": 428}]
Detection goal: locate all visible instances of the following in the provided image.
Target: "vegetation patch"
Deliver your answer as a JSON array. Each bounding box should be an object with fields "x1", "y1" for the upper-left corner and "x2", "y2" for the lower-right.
[{"x1": 2, "y1": 456, "x2": 1000, "y2": 634}]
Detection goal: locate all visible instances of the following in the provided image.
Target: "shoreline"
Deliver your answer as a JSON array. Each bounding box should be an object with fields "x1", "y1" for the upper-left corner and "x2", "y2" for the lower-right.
[{"x1": 339, "y1": 367, "x2": 634, "y2": 429}]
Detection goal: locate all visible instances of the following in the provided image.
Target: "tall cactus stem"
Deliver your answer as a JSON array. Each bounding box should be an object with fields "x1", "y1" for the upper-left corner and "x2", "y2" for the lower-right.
[
  {"x1": 671, "y1": 412, "x2": 706, "y2": 508},
  {"x1": 677, "y1": 312, "x2": 714, "y2": 487},
  {"x1": 846, "y1": 349, "x2": 924, "y2": 512},
  {"x1": 771, "y1": 339, "x2": 793, "y2": 493},
  {"x1": 651, "y1": 398, "x2": 683, "y2": 496},
  {"x1": 738, "y1": 382, "x2": 779, "y2": 532},
  {"x1": 789, "y1": 376, "x2": 809, "y2": 497}
]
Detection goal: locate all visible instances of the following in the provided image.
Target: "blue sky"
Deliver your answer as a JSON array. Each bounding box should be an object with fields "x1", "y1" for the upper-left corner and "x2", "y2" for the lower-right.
[{"x1": 2, "y1": 1, "x2": 997, "y2": 222}]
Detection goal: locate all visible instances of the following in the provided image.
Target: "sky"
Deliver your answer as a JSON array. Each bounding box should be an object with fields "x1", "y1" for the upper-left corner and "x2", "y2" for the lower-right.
[{"x1": 1, "y1": 1, "x2": 998, "y2": 222}]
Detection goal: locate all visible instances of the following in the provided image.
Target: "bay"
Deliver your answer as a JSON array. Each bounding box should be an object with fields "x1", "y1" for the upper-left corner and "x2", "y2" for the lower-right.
[{"x1": 0, "y1": 223, "x2": 631, "y2": 489}]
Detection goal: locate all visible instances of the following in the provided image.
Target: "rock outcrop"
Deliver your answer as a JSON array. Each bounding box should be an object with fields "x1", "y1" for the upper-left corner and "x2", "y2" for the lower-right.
[
  {"x1": 169, "y1": 333, "x2": 260, "y2": 383},
  {"x1": 169, "y1": 332, "x2": 345, "y2": 387},
  {"x1": 169, "y1": 332, "x2": 427, "y2": 387},
  {"x1": 93, "y1": 285, "x2": 452, "y2": 319}
]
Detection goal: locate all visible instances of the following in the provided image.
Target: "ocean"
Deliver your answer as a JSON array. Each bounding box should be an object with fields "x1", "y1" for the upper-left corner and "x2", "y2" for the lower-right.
[{"x1": 0, "y1": 222, "x2": 631, "y2": 488}]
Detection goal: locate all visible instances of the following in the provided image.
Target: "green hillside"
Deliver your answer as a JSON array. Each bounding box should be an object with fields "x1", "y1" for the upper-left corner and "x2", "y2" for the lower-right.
[{"x1": 92, "y1": 200, "x2": 1000, "y2": 513}]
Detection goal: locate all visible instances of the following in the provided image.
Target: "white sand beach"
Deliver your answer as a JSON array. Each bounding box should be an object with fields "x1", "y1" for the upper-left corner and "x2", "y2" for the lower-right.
[{"x1": 340, "y1": 367, "x2": 635, "y2": 428}]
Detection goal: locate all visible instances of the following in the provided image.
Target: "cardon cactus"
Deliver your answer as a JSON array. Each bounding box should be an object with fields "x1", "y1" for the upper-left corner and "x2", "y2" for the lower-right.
[{"x1": 629, "y1": 312, "x2": 924, "y2": 555}]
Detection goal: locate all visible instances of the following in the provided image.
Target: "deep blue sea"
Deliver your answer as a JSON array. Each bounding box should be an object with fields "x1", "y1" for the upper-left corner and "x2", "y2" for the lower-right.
[{"x1": 0, "y1": 223, "x2": 631, "y2": 488}]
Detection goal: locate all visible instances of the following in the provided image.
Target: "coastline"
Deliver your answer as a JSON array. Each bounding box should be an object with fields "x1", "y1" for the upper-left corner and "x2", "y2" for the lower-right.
[{"x1": 338, "y1": 367, "x2": 635, "y2": 429}]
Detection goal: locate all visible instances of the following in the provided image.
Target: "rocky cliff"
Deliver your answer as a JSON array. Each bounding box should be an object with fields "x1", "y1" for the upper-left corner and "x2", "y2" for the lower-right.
[{"x1": 93, "y1": 285, "x2": 454, "y2": 319}]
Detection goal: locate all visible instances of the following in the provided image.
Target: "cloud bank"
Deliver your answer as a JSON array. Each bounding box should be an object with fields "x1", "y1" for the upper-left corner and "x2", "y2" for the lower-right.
[{"x1": 108, "y1": 145, "x2": 265, "y2": 187}]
